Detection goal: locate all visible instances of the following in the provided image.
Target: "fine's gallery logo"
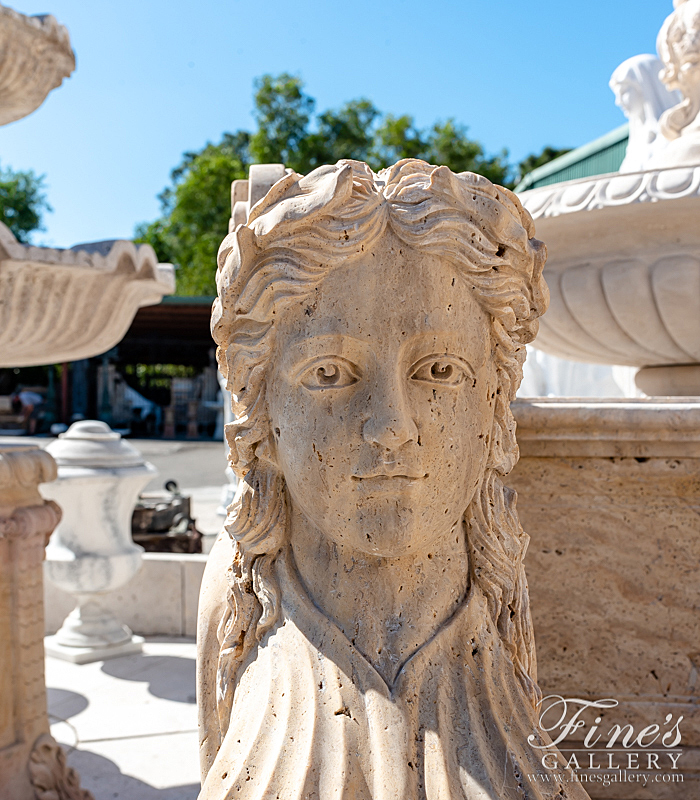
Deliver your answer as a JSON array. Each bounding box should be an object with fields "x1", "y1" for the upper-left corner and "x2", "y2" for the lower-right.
[{"x1": 527, "y1": 696, "x2": 684, "y2": 790}]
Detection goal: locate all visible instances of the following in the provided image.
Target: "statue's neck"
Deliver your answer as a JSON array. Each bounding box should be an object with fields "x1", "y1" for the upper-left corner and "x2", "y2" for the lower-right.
[{"x1": 289, "y1": 506, "x2": 470, "y2": 687}]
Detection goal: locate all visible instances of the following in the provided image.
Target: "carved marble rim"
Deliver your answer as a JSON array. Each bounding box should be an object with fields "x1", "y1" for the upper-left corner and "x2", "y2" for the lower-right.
[
  {"x1": 518, "y1": 164, "x2": 700, "y2": 219},
  {"x1": 512, "y1": 397, "x2": 700, "y2": 458},
  {"x1": 0, "y1": 223, "x2": 175, "y2": 368},
  {"x1": 0, "y1": 5, "x2": 71, "y2": 46},
  {"x1": 0, "y1": 5, "x2": 75, "y2": 126},
  {"x1": 0, "y1": 223, "x2": 173, "y2": 278}
]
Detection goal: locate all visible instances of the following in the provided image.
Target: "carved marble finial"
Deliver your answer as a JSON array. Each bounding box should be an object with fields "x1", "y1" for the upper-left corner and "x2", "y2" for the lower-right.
[{"x1": 197, "y1": 160, "x2": 592, "y2": 798}]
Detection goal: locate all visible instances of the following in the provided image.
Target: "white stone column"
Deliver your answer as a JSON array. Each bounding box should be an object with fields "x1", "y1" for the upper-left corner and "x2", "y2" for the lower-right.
[{"x1": 42, "y1": 421, "x2": 156, "y2": 664}]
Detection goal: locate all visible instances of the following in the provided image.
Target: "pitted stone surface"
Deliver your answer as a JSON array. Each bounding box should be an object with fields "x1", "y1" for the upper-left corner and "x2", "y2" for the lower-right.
[{"x1": 197, "y1": 160, "x2": 590, "y2": 799}]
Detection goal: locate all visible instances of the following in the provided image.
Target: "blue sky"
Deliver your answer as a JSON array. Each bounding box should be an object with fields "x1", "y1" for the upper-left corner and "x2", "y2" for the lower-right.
[{"x1": 0, "y1": 0, "x2": 672, "y2": 248}]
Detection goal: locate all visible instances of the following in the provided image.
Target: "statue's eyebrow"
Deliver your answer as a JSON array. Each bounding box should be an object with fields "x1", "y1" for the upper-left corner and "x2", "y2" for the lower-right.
[
  {"x1": 287, "y1": 332, "x2": 366, "y2": 351},
  {"x1": 401, "y1": 331, "x2": 481, "y2": 370},
  {"x1": 280, "y1": 333, "x2": 371, "y2": 370}
]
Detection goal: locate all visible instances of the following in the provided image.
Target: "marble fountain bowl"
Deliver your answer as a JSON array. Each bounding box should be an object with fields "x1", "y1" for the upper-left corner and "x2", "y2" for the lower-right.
[
  {"x1": 0, "y1": 6, "x2": 75, "y2": 126},
  {"x1": 518, "y1": 164, "x2": 700, "y2": 395},
  {"x1": 0, "y1": 222, "x2": 175, "y2": 368}
]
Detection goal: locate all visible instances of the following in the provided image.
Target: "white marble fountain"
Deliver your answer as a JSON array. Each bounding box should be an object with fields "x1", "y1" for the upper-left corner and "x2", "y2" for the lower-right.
[{"x1": 519, "y1": 0, "x2": 700, "y2": 397}]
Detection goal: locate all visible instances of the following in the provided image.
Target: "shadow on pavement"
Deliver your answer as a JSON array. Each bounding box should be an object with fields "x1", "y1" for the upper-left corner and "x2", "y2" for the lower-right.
[
  {"x1": 47, "y1": 687, "x2": 89, "y2": 719},
  {"x1": 67, "y1": 747, "x2": 200, "y2": 799},
  {"x1": 100, "y1": 654, "x2": 196, "y2": 704}
]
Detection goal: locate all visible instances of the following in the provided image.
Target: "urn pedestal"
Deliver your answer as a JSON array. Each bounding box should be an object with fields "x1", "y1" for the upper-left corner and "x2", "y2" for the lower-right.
[{"x1": 42, "y1": 421, "x2": 156, "y2": 664}]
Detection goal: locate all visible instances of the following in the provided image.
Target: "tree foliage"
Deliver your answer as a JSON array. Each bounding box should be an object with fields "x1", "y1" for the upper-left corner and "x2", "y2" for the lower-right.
[
  {"x1": 136, "y1": 73, "x2": 563, "y2": 295},
  {"x1": 516, "y1": 146, "x2": 571, "y2": 185},
  {"x1": 0, "y1": 165, "x2": 51, "y2": 243},
  {"x1": 135, "y1": 134, "x2": 249, "y2": 295}
]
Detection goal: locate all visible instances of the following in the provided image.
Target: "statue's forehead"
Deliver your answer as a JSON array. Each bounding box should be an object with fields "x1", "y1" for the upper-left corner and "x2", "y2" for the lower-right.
[{"x1": 271, "y1": 245, "x2": 491, "y2": 368}]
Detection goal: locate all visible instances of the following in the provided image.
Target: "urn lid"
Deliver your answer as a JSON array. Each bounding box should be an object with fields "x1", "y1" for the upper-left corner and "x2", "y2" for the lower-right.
[{"x1": 45, "y1": 420, "x2": 147, "y2": 468}]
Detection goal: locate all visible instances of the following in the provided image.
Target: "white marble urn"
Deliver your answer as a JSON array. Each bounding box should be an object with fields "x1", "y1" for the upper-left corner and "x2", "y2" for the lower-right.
[{"x1": 42, "y1": 420, "x2": 156, "y2": 663}]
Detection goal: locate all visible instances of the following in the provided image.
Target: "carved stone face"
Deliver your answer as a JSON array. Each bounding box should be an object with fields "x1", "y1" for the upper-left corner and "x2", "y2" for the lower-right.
[
  {"x1": 613, "y1": 80, "x2": 644, "y2": 117},
  {"x1": 267, "y1": 231, "x2": 497, "y2": 558}
]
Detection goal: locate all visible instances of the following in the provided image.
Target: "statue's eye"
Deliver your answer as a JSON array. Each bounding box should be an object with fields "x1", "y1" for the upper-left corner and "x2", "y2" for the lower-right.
[
  {"x1": 409, "y1": 355, "x2": 471, "y2": 387},
  {"x1": 299, "y1": 357, "x2": 360, "y2": 391}
]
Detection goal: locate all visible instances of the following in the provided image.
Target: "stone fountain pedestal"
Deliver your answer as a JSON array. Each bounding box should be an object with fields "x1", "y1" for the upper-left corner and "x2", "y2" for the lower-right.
[
  {"x1": 508, "y1": 398, "x2": 700, "y2": 799},
  {"x1": 0, "y1": 444, "x2": 87, "y2": 800}
]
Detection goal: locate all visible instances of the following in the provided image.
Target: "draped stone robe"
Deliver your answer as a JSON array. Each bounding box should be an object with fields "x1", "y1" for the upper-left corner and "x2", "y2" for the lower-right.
[{"x1": 198, "y1": 542, "x2": 588, "y2": 800}]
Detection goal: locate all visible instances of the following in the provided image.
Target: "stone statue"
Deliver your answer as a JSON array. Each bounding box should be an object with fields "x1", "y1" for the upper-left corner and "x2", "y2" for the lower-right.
[
  {"x1": 651, "y1": 0, "x2": 700, "y2": 168},
  {"x1": 609, "y1": 54, "x2": 680, "y2": 172},
  {"x1": 197, "y1": 160, "x2": 590, "y2": 799}
]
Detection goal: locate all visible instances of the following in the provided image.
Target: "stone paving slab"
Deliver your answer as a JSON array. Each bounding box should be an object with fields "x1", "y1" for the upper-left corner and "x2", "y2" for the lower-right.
[{"x1": 46, "y1": 638, "x2": 200, "y2": 799}]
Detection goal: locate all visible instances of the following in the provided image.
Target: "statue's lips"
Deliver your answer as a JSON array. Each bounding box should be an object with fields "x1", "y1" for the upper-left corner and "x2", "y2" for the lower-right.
[{"x1": 351, "y1": 474, "x2": 427, "y2": 492}]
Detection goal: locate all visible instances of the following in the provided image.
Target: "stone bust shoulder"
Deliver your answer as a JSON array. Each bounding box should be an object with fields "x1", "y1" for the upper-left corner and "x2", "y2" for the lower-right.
[{"x1": 197, "y1": 159, "x2": 590, "y2": 800}]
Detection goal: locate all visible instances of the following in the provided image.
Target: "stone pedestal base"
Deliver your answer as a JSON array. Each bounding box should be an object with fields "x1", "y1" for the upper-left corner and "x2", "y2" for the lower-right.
[
  {"x1": 0, "y1": 445, "x2": 93, "y2": 800},
  {"x1": 45, "y1": 634, "x2": 144, "y2": 664},
  {"x1": 510, "y1": 399, "x2": 700, "y2": 800},
  {"x1": 635, "y1": 364, "x2": 700, "y2": 397},
  {"x1": 52, "y1": 598, "x2": 136, "y2": 647}
]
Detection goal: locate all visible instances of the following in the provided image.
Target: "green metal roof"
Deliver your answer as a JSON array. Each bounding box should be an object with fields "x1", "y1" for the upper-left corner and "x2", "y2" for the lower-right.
[{"x1": 515, "y1": 123, "x2": 629, "y2": 192}]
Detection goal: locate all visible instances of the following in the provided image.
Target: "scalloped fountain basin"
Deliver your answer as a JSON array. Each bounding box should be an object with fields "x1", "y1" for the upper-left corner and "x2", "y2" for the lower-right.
[
  {"x1": 0, "y1": 223, "x2": 174, "y2": 368},
  {"x1": 0, "y1": 6, "x2": 75, "y2": 126},
  {"x1": 519, "y1": 165, "x2": 700, "y2": 395}
]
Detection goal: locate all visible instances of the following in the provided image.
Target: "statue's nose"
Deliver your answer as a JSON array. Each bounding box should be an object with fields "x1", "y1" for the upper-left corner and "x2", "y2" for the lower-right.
[{"x1": 361, "y1": 378, "x2": 418, "y2": 449}]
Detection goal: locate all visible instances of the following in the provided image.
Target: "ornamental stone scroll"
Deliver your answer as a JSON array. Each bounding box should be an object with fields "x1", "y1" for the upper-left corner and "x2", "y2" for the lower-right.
[{"x1": 196, "y1": 160, "x2": 591, "y2": 800}]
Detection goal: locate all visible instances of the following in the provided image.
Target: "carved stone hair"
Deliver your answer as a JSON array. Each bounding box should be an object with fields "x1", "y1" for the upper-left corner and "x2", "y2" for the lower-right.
[
  {"x1": 657, "y1": 0, "x2": 700, "y2": 140},
  {"x1": 609, "y1": 54, "x2": 677, "y2": 126},
  {"x1": 211, "y1": 159, "x2": 548, "y2": 736}
]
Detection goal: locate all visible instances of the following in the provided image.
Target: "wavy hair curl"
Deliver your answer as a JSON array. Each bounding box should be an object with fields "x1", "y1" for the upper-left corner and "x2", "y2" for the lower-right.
[
  {"x1": 657, "y1": 0, "x2": 700, "y2": 140},
  {"x1": 211, "y1": 159, "x2": 548, "y2": 736}
]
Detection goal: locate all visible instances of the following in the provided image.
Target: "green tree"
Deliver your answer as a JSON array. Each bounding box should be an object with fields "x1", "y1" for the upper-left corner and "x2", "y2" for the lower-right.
[
  {"x1": 138, "y1": 73, "x2": 522, "y2": 295},
  {"x1": 516, "y1": 146, "x2": 571, "y2": 185},
  {"x1": 424, "y1": 120, "x2": 510, "y2": 185},
  {"x1": 372, "y1": 114, "x2": 427, "y2": 166},
  {"x1": 306, "y1": 99, "x2": 380, "y2": 170},
  {"x1": 136, "y1": 134, "x2": 249, "y2": 295},
  {"x1": 249, "y1": 73, "x2": 314, "y2": 170},
  {"x1": 0, "y1": 165, "x2": 51, "y2": 243}
]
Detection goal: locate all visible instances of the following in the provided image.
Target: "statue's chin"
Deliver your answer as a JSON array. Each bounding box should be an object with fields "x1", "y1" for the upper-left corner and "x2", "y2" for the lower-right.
[{"x1": 324, "y1": 514, "x2": 462, "y2": 561}]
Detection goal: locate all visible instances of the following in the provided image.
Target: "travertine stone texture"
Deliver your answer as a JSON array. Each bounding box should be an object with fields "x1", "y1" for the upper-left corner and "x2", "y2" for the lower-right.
[
  {"x1": 652, "y1": 0, "x2": 700, "y2": 169},
  {"x1": 197, "y1": 160, "x2": 590, "y2": 799},
  {"x1": 0, "y1": 227, "x2": 175, "y2": 368},
  {"x1": 0, "y1": 5, "x2": 75, "y2": 126},
  {"x1": 229, "y1": 163, "x2": 287, "y2": 231},
  {"x1": 609, "y1": 54, "x2": 680, "y2": 172},
  {"x1": 510, "y1": 398, "x2": 700, "y2": 800},
  {"x1": 518, "y1": 169, "x2": 700, "y2": 394},
  {"x1": 0, "y1": 444, "x2": 91, "y2": 800}
]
